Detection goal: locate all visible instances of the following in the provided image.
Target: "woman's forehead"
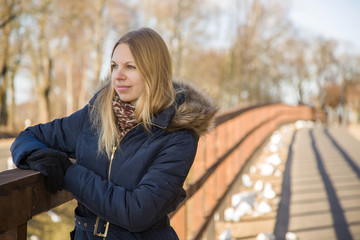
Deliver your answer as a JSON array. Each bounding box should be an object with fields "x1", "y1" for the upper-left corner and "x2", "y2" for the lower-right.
[{"x1": 112, "y1": 44, "x2": 135, "y2": 63}]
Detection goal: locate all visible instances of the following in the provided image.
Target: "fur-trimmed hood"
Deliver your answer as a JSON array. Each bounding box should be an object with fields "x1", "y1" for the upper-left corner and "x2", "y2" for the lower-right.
[{"x1": 164, "y1": 81, "x2": 218, "y2": 136}]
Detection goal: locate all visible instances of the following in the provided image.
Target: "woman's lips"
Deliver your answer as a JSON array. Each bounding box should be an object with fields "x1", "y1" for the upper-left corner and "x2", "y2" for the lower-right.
[{"x1": 116, "y1": 85, "x2": 130, "y2": 92}]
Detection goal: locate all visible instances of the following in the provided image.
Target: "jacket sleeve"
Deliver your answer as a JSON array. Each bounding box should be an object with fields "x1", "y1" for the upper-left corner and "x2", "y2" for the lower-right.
[
  {"x1": 64, "y1": 131, "x2": 198, "y2": 232},
  {"x1": 10, "y1": 105, "x2": 89, "y2": 169}
]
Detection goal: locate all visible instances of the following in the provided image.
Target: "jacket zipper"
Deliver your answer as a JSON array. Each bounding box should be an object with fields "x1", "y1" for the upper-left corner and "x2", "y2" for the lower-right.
[
  {"x1": 100, "y1": 124, "x2": 140, "y2": 239},
  {"x1": 108, "y1": 146, "x2": 117, "y2": 181},
  {"x1": 107, "y1": 123, "x2": 141, "y2": 180}
]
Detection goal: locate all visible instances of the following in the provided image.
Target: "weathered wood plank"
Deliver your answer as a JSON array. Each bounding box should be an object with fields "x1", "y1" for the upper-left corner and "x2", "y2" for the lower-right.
[{"x1": 0, "y1": 169, "x2": 73, "y2": 234}]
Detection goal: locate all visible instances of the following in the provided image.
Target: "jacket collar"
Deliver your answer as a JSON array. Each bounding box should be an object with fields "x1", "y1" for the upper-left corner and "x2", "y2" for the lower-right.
[{"x1": 151, "y1": 93, "x2": 185, "y2": 128}]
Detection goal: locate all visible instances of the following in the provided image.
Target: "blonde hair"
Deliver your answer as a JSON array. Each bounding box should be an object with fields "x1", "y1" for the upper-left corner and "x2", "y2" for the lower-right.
[{"x1": 90, "y1": 28, "x2": 175, "y2": 158}]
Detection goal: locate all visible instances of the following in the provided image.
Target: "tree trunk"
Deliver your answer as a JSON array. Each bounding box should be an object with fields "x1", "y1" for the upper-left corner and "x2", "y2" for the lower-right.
[
  {"x1": 91, "y1": 0, "x2": 107, "y2": 90},
  {"x1": 0, "y1": 19, "x2": 11, "y2": 126},
  {"x1": 0, "y1": 85, "x2": 8, "y2": 126},
  {"x1": 37, "y1": 57, "x2": 52, "y2": 123},
  {"x1": 8, "y1": 67, "x2": 17, "y2": 131},
  {"x1": 44, "y1": 57, "x2": 52, "y2": 121},
  {"x1": 66, "y1": 56, "x2": 74, "y2": 115},
  {"x1": 77, "y1": 66, "x2": 88, "y2": 110}
]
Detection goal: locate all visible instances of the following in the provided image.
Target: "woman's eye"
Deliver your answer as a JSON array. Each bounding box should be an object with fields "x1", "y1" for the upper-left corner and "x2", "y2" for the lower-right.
[
  {"x1": 111, "y1": 64, "x2": 118, "y2": 71},
  {"x1": 127, "y1": 65, "x2": 136, "y2": 70}
]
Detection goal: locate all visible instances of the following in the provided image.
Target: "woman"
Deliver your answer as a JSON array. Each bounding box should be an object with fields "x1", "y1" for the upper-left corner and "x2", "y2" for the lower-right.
[{"x1": 11, "y1": 27, "x2": 217, "y2": 239}]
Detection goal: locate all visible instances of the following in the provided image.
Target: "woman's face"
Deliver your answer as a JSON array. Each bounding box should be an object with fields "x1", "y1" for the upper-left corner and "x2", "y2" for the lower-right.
[{"x1": 111, "y1": 43, "x2": 145, "y2": 105}]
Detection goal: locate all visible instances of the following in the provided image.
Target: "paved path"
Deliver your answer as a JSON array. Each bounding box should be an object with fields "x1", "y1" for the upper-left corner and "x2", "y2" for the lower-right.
[
  {"x1": 275, "y1": 126, "x2": 360, "y2": 240},
  {"x1": 214, "y1": 124, "x2": 360, "y2": 240}
]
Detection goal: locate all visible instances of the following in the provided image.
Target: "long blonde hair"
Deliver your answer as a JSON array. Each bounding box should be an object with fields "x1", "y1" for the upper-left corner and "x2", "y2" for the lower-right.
[{"x1": 90, "y1": 28, "x2": 175, "y2": 158}]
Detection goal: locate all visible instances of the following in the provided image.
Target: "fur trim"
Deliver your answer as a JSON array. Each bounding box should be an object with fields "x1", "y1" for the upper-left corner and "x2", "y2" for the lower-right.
[{"x1": 168, "y1": 80, "x2": 218, "y2": 136}]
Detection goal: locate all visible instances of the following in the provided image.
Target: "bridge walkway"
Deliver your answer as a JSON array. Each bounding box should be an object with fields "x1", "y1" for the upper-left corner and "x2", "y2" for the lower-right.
[{"x1": 215, "y1": 125, "x2": 360, "y2": 240}]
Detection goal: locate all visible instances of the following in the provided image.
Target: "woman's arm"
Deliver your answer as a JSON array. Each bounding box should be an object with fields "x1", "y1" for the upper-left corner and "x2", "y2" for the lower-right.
[
  {"x1": 64, "y1": 131, "x2": 198, "y2": 232},
  {"x1": 11, "y1": 105, "x2": 89, "y2": 169}
]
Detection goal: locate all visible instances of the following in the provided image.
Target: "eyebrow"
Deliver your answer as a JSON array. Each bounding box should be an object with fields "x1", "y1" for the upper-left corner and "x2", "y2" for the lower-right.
[{"x1": 111, "y1": 60, "x2": 135, "y2": 65}]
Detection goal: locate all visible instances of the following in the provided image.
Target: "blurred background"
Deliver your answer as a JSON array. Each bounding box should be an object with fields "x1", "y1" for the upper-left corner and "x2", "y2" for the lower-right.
[
  {"x1": 1, "y1": 0, "x2": 360, "y2": 134},
  {"x1": 1, "y1": 0, "x2": 360, "y2": 239}
]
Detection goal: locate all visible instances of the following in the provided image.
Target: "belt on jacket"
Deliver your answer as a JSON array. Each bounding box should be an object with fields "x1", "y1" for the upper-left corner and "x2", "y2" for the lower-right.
[{"x1": 74, "y1": 213, "x2": 170, "y2": 238}]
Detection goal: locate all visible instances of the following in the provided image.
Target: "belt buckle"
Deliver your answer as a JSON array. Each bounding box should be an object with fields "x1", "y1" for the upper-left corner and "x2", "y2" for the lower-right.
[{"x1": 93, "y1": 216, "x2": 109, "y2": 238}]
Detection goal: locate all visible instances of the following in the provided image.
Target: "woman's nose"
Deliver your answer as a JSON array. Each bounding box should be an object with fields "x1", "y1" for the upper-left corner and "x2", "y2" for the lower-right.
[{"x1": 113, "y1": 67, "x2": 126, "y2": 80}]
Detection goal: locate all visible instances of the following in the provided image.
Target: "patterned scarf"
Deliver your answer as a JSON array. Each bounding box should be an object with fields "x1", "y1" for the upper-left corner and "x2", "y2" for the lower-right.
[{"x1": 112, "y1": 94, "x2": 138, "y2": 139}]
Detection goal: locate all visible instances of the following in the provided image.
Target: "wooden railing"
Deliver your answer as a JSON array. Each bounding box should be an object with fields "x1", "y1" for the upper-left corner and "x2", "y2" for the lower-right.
[
  {"x1": 170, "y1": 103, "x2": 314, "y2": 240},
  {"x1": 0, "y1": 103, "x2": 315, "y2": 240},
  {"x1": 0, "y1": 169, "x2": 73, "y2": 239}
]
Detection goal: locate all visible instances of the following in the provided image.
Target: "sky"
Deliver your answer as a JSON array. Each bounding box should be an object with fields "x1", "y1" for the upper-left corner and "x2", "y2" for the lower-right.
[
  {"x1": 288, "y1": 0, "x2": 360, "y2": 53},
  {"x1": 207, "y1": 0, "x2": 360, "y2": 53}
]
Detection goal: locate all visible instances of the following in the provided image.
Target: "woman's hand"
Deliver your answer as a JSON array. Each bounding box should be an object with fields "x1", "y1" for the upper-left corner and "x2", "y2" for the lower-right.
[{"x1": 26, "y1": 148, "x2": 73, "y2": 194}]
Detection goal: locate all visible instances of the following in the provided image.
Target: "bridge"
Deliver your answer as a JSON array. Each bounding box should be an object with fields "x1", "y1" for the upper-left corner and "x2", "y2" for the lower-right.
[{"x1": 1, "y1": 103, "x2": 359, "y2": 240}]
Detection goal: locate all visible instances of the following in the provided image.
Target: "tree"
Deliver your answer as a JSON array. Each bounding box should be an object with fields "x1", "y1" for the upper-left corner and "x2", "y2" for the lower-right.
[
  {"x1": 312, "y1": 38, "x2": 339, "y2": 108},
  {"x1": 338, "y1": 54, "x2": 360, "y2": 123},
  {"x1": 0, "y1": 0, "x2": 21, "y2": 126},
  {"x1": 23, "y1": 0, "x2": 56, "y2": 123},
  {"x1": 6, "y1": 17, "x2": 24, "y2": 130},
  {"x1": 225, "y1": 0, "x2": 292, "y2": 106},
  {"x1": 54, "y1": 0, "x2": 131, "y2": 112},
  {"x1": 140, "y1": 0, "x2": 210, "y2": 79},
  {"x1": 281, "y1": 36, "x2": 313, "y2": 105}
]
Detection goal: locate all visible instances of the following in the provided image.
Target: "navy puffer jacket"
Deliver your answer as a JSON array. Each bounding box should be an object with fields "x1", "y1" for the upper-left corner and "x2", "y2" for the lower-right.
[{"x1": 11, "y1": 81, "x2": 217, "y2": 239}]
